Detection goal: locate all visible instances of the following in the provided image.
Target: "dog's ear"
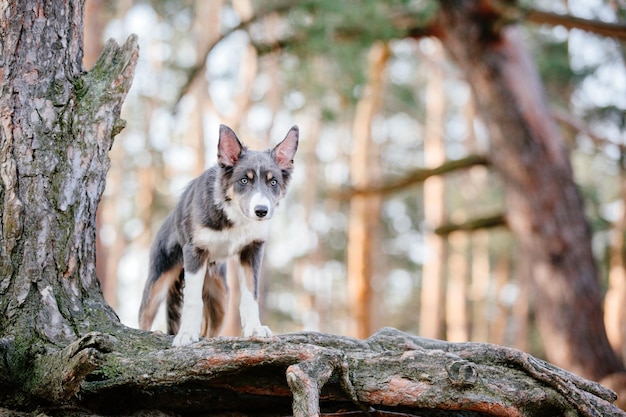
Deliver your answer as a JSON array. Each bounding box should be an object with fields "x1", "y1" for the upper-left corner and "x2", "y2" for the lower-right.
[
  {"x1": 218, "y1": 124, "x2": 243, "y2": 167},
  {"x1": 272, "y1": 125, "x2": 299, "y2": 170}
]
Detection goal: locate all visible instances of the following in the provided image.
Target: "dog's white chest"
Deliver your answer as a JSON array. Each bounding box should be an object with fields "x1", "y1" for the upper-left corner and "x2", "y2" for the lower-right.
[{"x1": 192, "y1": 221, "x2": 269, "y2": 260}]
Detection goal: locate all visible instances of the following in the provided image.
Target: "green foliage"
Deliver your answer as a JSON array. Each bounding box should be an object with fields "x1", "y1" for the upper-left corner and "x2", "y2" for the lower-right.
[
  {"x1": 527, "y1": 29, "x2": 582, "y2": 106},
  {"x1": 256, "y1": 0, "x2": 438, "y2": 114}
]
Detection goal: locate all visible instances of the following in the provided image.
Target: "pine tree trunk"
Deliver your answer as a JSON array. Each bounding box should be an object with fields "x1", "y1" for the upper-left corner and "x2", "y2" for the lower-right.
[
  {"x1": 0, "y1": 0, "x2": 138, "y2": 400},
  {"x1": 419, "y1": 40, "x2": 447, "y2": 339},
  {"x1": 346, "y1": 41, "x2": 388, "y2": 339},
  {"x1": 437, "y1": 0, "x2": 625, "y2": 381}
]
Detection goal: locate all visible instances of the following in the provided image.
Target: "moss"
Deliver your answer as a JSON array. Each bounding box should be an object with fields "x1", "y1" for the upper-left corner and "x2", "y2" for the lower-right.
[
  {"x1": 72, "y1": 76, "x2": 87, "y2": 100},
  {"x1": 6, "y1": 329, "x2": 45, "y2": 389},
  {"x1": 111, "y1": 118, "x2": 126, "y2": 138},
  {"x1": 88, "y1": 352, "x2": 123, "y2": 382}
]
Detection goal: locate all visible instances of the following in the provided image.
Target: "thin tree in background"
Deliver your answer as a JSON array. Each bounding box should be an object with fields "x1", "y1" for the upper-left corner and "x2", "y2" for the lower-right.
[
  {"x1": 464, "y1": 92, "x2": 494, "y2": 344},
  {"x1": 347, "y1": 42, "x2": 389, "y2": 339},
  {"x1": 187, "y1": 1, "x2": 223, "y2": 177},
  {"x1": 419, "y1": 40, "x2": 447, "y2": 339},
  {"x1": 446, "y1": 230, "x2": 469, "y2": 341}
]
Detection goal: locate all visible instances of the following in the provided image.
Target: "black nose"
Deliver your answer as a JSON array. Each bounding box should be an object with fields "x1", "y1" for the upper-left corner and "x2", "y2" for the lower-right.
[{"x1": 255, "y1": 205, "x2": 269, "y2": 218}]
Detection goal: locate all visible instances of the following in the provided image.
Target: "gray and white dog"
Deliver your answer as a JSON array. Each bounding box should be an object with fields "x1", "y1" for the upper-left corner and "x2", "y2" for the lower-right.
[{"x1": 139, "y1": 124, "x2": 298, "y2": 346}]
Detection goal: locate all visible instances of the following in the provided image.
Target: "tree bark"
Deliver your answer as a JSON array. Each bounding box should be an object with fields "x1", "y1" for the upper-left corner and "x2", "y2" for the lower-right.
[
  {"x1": 435, "y1": 0, "x2": 625, "y2": 381},
  {"x1": 0, "y1": 0, "x2": 138, "y2": 392},
  {"x1": 3, "y1": 327, "x2": 624, "y2": 416}
]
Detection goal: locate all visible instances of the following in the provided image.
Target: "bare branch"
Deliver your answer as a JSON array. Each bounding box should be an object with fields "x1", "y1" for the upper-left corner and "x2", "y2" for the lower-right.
[
  {"x1": 332, "y1": 154, "x2": 489, "y2": 200},
  {"x1": 525, "y1": 8, "x2": 626, "y2": 41},
  {"x1": 173, "y1": 2, "x2": 293, "y2": 109},
  {"x1": 490, "y1": 0, "x2": 626, "y2": 40},
  {"x1": 434, "y1": 213, "x2": 507, "y2": 236},
  {"x1": 553, "y1": 107, "x2": 626, "y2": 151}
]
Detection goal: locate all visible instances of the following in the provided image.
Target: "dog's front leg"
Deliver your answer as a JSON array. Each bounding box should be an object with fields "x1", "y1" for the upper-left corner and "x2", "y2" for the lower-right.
[
  {"x1": 239, "y1": 241, "x2": 272, "y2": 337},
  {"x1": 173, "y1": 244, "x2": 207, "y2": 347}
]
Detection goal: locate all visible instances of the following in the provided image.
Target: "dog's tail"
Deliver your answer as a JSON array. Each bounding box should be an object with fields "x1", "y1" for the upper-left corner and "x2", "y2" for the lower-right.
[
  {"x1": 138, "y1": 222, "x2": 184, "y2": 331},
  {"x1": 138, "y1": 265, "x2": 182, "y2": 331},
  {"x1": 164, "y1": 269, "x2": 184, "y2": 335}
]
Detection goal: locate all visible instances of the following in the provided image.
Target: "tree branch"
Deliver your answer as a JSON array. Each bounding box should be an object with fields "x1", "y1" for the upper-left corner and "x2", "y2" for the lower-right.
[
  {"x1": 173, "y1": 1, "x2": 293, "y2": 109},
  {"x1": 553, "y1": 107, "x2": 626, "y2": 151},
  {"x1": 66, "y1": 327, "x2": 625, "y2": 416},
  {"x1": 333, "y1": 154, "x2": 489, "y2": 200},
  {"x1": 488, "y1": 0, "x2": 626, "y2": 40},
  {"x1": 525, "y1": 8, "x2": 626, "y2": 41},
  {"x1": 434, "y1": 213, "x2": 507, "y2": 236}
]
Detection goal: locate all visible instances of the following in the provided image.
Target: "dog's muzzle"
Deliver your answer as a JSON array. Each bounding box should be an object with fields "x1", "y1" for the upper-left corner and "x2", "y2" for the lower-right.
[{"x1": 247, "y1": 192, "x2": 273, "y2": 220}]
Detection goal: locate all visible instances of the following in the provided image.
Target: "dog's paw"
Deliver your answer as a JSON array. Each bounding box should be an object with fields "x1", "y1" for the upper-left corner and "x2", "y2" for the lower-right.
[
  {"x1": 172, "y1": 331, "x2": 199, "y2": 347},
  {"x1": 243, "y1": 325, "x2": 273, "y2": 338}
]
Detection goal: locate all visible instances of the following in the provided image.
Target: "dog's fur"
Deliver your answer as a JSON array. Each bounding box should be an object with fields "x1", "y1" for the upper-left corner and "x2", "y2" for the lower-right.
[{"x1": 138, "y1": 124, "x2": 298, "y2": 346}]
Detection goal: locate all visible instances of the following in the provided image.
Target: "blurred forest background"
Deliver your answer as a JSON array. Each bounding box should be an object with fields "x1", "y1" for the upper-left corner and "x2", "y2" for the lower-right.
[{"x1": 86, "y1": 0, "x2": 625, "y2": 382}]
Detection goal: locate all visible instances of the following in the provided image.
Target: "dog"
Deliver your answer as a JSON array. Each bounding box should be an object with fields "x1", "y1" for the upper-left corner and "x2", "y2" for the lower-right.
[{"x1": 138, "y1": 124, "x2": 299, "y2": 346}]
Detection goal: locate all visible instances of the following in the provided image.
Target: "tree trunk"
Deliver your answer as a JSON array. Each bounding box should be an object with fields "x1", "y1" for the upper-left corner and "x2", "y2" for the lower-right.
[
  {"x1": 436, "y1": 0, "x2": 625, "y2": 381},
  {"x1": 0, "y1": 0, "x2": 137, "y2": 390},
  {"x1": 347, "y1": 41, "x2": 388, "y2": 339},
  {"x1": 446, "y1": 231, "x2": 469, "y2": 342},
  {"x1": 419, "y1": 40, "x2": 447, "y2": 340}
]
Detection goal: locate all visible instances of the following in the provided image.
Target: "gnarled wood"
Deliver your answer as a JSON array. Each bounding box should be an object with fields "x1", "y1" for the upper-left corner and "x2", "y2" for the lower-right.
[
  {"x1": 27, "y1": 332, "x2": 115, "y2": 402},
  {"x1": 14, "y1": 327, "x2": 615, "y2": 416}
]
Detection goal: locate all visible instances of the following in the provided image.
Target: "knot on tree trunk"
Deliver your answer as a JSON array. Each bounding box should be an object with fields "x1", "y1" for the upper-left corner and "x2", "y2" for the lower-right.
[{"x1": 27, "y1": 332, "x2": 116, "y2": 402}]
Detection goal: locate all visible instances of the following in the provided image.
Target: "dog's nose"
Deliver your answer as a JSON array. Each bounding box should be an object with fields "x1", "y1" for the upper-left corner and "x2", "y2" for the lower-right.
[{"x1": 254, "y1": 205, "x2": 269, "y2": 218}]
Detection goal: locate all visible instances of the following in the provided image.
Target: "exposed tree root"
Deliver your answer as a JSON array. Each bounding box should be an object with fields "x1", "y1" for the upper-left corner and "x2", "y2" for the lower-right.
[
  {"x1": 27, "y1": 332, "x2": 116, "y2": 402},
  {"x1": 9, "y1": 327, "x2": 615, "y2": 416}
]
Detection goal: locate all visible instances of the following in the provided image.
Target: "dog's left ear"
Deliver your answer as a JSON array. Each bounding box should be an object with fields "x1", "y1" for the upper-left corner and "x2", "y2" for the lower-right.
[{"x1": 272, "y1": 125, "x2": 299, "y2": 170}]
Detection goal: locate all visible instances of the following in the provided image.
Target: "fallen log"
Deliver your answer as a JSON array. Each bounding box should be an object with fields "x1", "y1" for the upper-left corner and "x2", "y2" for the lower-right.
[{"x1": 14, "y1": 327, "x2": 618, "y2": 416}]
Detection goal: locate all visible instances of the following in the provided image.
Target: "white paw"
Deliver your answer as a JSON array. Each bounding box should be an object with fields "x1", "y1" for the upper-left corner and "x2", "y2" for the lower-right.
[
  {"x1": 242, "y1": 325, "x2": 273, "y2": 338},
  {"x1": 172, "y1": 331, "x2": 199, "y2": 347}
]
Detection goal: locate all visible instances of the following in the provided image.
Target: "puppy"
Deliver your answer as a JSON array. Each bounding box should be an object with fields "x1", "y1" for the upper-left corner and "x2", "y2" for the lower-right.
[{"x1": 138, "y1": 124, "x2": 298, "y2": 346}]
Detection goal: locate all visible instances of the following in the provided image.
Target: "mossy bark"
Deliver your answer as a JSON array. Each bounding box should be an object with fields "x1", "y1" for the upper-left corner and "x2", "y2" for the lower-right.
[
  {"x1": 3, "y1": 327, "x2": 624, "y2": 416},
  {"x1": 0, "y1": 0, "x2": 137, "y2": 404}
]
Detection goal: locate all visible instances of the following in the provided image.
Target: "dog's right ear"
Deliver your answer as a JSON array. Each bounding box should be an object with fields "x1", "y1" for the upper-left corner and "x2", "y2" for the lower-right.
[{"x1": 218, "y1": 124, "x2": 243, "y2": 167}]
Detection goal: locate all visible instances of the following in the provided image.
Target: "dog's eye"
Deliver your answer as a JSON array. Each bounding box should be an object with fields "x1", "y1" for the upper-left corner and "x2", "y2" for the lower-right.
[
  {"x1": 239, "y1": 178, "x2": 249, "y2": 185},
  {"x1": 269, "y1": 178, "x2": 278, "y2": 187}
]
